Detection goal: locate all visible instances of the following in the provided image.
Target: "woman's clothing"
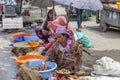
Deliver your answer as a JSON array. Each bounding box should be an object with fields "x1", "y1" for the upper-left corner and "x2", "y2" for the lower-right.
[
  {"x1": 35, "y1": 27, "x2": 40, "y2": 37},
  {"x1": 46, "y1": 40, "x2": 82, "y2": 72},
  {"x1": 48, "y1": 16, "x2": 67, "y2": 34},
  {"x1": 35, "y1": 27, "x2": 49, "y2": 42},
  {"x1": 43, "y1": 41, "x2": 54, "y2": 50}
]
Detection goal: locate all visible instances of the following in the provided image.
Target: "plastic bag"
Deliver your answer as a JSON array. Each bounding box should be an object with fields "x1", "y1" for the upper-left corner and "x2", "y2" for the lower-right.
[
  {"x1": 75, "y1": 31, "x2": 94, "y2": 48},
  {"x1": 92, "y1": 56, "x2": 120, "y2": 77}
]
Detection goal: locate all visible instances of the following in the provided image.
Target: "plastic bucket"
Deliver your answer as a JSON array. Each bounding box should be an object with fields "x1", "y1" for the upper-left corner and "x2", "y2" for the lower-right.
[{"x1": 16, "y1": 55, "x2": 44, "y2": 66}]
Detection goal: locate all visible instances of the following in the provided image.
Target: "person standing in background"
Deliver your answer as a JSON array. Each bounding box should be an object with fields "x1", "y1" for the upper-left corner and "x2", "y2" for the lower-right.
[{"x1": 76, "y1": 8, "x2": 83, "y2": 32}]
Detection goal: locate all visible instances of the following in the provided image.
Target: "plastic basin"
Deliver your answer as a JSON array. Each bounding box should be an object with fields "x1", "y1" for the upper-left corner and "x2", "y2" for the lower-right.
[
  {"x1": 23, "y1": 36, "x2": 39, "y2": 42},
  {"x1": 28, "y1": 42, "x2": 39, "y2": 52},
  {"x1": 29, "y1": 60, "x2": 57, "y2": 79},
  {"x1": 14, "y1": 36, "x2": 39, "y2": 42},
  {"x1": 12, "y1": 33, "x2": 32, "y2": 39},
  {"x1": 117, "y1": 2, "x2": 120, "y2": 9},
  {"x1": 16, "y1": 55, "x2": 44, "y2": 66}
]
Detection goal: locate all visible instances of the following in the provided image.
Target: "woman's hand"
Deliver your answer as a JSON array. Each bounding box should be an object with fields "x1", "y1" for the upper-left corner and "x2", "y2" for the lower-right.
[
  {"x1": 40, "y1": 56, "x2": 49, "y2": 70},
  {"x1": 71, "y1": 40, "x2": 82, "y2": 55},
  {"x1": 73, "y1": 49, "x2": 80, "y2": 55},
  {"x1": 42, "y1": 29, "x2": 49, "y2": 35},
  {"x1": 40, "y1": 61, "x2": 46, "y2": 71},
  {"x1": 38, "y1": 34, "x2": 42, "y2": 38}
]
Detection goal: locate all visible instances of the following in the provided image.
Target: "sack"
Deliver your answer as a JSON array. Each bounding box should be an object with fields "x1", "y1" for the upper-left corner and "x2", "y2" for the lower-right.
[
  {"x1": 92, "y1": 56, "x2": 120, "y2": 77},
  {"x1": 75, "y1": 32, "x2": 94, "y2": 48}
]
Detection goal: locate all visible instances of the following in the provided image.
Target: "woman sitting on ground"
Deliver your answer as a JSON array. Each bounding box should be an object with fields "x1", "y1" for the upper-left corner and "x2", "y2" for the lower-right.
[
  {"x1": 41, "y1": 27, "x2": 82, "y2": 72},
  {"x1": 35, "y1": 9, "x2": 54, "y2": 43}
]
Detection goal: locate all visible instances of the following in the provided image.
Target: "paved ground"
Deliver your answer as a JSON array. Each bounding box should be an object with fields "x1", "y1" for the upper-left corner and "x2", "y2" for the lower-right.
[{"x1": 0, "y1": 33, "x2": 18, "y2": 80}]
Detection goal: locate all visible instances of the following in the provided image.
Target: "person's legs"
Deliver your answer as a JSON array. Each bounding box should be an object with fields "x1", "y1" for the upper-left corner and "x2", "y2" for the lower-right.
[{"x1": 76, "y1": 8, "x2": 82, "y2": 31}]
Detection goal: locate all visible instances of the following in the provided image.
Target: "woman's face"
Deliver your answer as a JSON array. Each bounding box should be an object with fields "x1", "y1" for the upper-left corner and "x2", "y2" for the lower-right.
[
  {"x1": 56, "y1": 34, "x2": 67, "y2": 43},
  {"x1": 48, "y1": 10, "x2": 53, "y2": 19}
]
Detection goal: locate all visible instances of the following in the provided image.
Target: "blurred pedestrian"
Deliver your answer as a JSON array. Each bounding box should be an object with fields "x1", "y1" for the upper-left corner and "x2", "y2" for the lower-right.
[{"x1": 76, "y1": 8, "x2": 83, "y2": 32}]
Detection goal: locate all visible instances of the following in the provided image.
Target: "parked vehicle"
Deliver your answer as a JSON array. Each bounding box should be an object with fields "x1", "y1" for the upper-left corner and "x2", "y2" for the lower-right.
[{"x1": 96, "y1": 0, "x2": 120, "y2": 32}]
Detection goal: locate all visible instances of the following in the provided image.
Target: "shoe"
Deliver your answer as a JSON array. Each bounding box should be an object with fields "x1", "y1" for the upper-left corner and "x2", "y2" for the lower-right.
[{"x1": 76, "y1": 28, "x2": 81, "y2": 32}]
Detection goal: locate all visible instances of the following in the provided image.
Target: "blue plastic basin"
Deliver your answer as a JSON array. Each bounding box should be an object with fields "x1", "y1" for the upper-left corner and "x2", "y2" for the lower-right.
[
  {"x1": 29, "y1": 60, "x2": 57, "y2": 79},
  {"x1": 14, "y1": 36, "x2": 39, "y2": 42}
]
